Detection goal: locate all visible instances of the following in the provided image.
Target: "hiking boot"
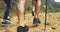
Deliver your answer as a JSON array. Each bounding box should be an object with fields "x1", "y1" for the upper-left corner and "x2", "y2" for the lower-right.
[
  {"x1": 1, "y1": 19, "x2": 11, "y2": 26},
  {"x1": 33, "y1": 18, "x2": 41, "y2": 25},
  {"x1": 17, "y1": 25, "x2": 29, "y2": 32}
]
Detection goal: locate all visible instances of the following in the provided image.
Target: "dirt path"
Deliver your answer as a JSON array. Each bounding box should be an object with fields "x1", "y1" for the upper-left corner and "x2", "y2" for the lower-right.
[{"x1": 0, "y1": 13, "x2": 60, "y2": 32}]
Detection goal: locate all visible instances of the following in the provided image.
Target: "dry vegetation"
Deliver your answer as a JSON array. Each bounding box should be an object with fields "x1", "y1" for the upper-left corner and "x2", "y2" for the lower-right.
[{"x1": 0, "y1": 13, "x2": 60, "y2": 32}]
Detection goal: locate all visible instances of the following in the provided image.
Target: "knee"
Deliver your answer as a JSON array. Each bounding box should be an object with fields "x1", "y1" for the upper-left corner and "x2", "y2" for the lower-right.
[
  {"x1": 17, "y1": 0, "x2": 25, "y2": 13},
  {"x1": 6, "y1": 4, "x2": 12, "y2": 9},
  {"x1": 17, "y1": 4, "x2": 24, "y2": 13},
  {"x1": 37, "y1": 0, "x2": 41, "y2": 6},
  {"x1": 32, "y1": 0, "x2": 41, "y2": 6},
  {"x1": 7, "y1": 5, "x2": 11, "y2": 10}
]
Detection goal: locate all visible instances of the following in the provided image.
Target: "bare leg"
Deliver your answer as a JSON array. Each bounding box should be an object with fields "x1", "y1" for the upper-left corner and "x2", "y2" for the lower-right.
[
  {"x1": 32, "y1": 0, "x2": 41, "y2": 18},
  {"x1": 32, "y1": 0, "x2": 41, "y2": 25},
  {"x1": 17, "y1": 1, "x2": 29, "y2": 32},
  {"x1": 17, "y1": 0, "x2": 25, "y2": 26}
]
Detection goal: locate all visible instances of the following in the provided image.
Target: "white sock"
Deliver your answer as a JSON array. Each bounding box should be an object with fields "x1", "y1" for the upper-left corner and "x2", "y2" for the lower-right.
[{"x1": 19, "y1": 22, "x2": 25, "y2": 27}]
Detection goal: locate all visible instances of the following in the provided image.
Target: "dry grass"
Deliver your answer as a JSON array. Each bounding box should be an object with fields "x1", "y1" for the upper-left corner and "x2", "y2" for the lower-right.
[{"x1": 0, "y1": 13, "x2": 60, "y2": 32}]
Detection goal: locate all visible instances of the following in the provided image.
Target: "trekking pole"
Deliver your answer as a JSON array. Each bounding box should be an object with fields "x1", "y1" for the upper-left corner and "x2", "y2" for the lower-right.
[
  {"x1": 30, "y1": 0, "x2": 34, "y2": 16},
  {"x1": 44, "y1": 0, "x2": 47, "y2": 31},
  {"x1": 32, "y1": 6, "x2": 35, "y2": 16}
]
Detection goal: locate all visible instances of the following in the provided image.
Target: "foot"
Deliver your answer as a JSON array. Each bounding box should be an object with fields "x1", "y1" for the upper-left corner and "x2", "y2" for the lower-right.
[
  {"x1": 17, "y1": 25, "x2": 29, "y2": 32},
  {"x1": 1, "y1": 19, "x2": 11, "y2": 26},
  {"x1": 33, "y1": 18, "x2": 41, "y2": 25}
]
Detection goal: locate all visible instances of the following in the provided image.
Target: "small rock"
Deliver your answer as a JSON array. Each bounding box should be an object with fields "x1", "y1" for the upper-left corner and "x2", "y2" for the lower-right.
[{"x1": 51, "y1": 27, "x2": 56, "y2": 30}]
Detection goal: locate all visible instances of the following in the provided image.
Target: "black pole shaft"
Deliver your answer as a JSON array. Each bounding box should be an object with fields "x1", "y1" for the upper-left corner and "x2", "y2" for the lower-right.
[{"x1": 45, "y1": 0, "x2": 47, "y2": 31}]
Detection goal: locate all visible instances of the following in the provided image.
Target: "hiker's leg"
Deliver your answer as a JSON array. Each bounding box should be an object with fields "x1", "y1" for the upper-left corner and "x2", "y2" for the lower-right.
[
  {"x1": 32, "y1": 0, "x2": 41, "y2": 18},
  {"x1": 32, "y1": 0, "x2": 36, "y2": 16},
  {"x1": 3, "y1": 0, "x2": 12, "y2": 20},
  {"x1": 32, "y1": 0, "x2": 41, "y2": 24},
  {"x1": 1, "y1": 0, "x2": 12, "y2": 26},
  {"x1": 17, "y1": 0, "x2": 25, "y2": 26},
  {"x1": 17, "y1": 0, "x2": 29, "y2": 32}
]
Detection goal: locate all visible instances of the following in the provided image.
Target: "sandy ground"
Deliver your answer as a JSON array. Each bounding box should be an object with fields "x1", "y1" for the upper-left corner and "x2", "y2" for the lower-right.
[{"x1": 0, "y1": 13, "x2": 60, "y2": 32}]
